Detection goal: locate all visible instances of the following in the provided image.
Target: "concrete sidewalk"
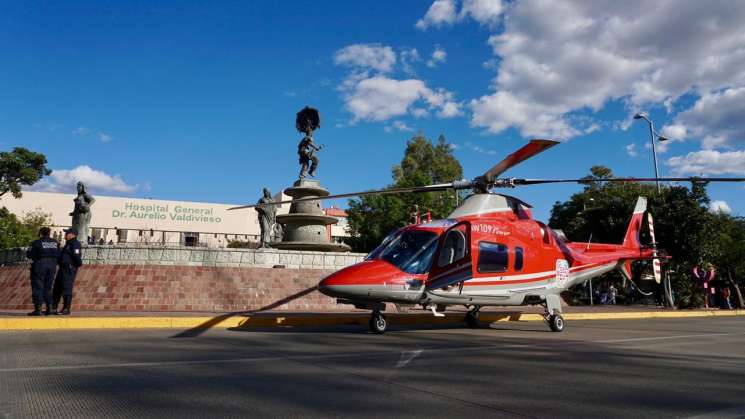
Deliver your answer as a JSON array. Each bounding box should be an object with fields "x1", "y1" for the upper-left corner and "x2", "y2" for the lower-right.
[{"x1": 1, "y1": 306, "x2": 743, "y2": 330}]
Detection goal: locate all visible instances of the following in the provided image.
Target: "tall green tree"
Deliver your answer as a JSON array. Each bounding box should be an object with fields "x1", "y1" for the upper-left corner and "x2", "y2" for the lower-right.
[
  {"x1": 0, "y1": 208, "x2": 52, "y2": 249},
  {"x1": 708, "y1": 213, "x2": 745, "y2": 307},
  {"x1": 346, "y1": 134, "x2": 463, "y2": 252},
  {"x1": 0, "y1": 147, "x2": 51, "y2": 199},
  {"x1": 0, "y1": 148, "x2": 52, "y2": 249}
]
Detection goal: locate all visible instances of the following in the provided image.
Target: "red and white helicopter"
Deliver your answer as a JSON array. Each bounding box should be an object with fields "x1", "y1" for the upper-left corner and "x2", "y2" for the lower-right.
[{"x1": 231, "y1": 140, "x2": 745, "y2": 333}]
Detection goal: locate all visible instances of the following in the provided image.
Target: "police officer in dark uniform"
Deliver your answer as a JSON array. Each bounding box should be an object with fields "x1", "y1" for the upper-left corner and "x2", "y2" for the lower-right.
[
  {"x1": 25, "y1": 227, "x2": 60, "y2": 316},
  {"x1": 52, "y1": 227, "x2": 83, "y2": 315}
]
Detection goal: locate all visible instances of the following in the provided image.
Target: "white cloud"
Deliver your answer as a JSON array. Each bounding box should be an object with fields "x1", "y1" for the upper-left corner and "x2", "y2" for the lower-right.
[
  {"x1": 333, "y1": 43, "x2": 462, "y2": 123},
  {"x1": 584, "y1": 123, "x2": 600, "y2": 134},
  {"x1": 29, "y1": 165, "x2": 137, "y2": 194},
  {"x1": 464, "y1": 141, "x2": 498, "y2": 155},
  {"x1": 73, "y1": 126, "x2": 113, "y2": 143},
  {"x1": 626, "y1": 143, "x2": 638, "y2": 157},
  {"x1": 656, "y1": 140, "x2": 670, "y2": 154},
  {"x1": 459, "y1": 0, "x2": 503, "y2": 26},
  {"x1": 482, "y1": 58, "x2": 499, "y2": 70},
  {"x1": 400, "y1": 48, "x2": 421, "y2": 75},
  {"x1": 666, "y1": 150, "x2": 745, "y2": 175},
  {"x1": 333, "y1": 43, "x2": 396, "y2": 73},
  {"x1": 660, "y1": 124, "x2": 687, "y2": 141},
  {"x1": 416, "y1": 0, "x2": 458, "y2": 30},
  {"x1": 97, "y1": 132, "x2": 113, "y2": 143},
  {"x1": 470, "y1": 90, "x2": 578, "y2": 139},
  {"x1": 661, "y1": 87, "x2": 745, "y2": 149},
  {"x1": 416, "y1": 0, "x2": 503, "y2": 29},
  {"x1": 709, "y1": 200, "x2": 732, "y2": 214},
  {"x1": 438, "y1": 101, "x2": 463, "y2": 118},
  {"x1": 384, "y1": 120, "x2": 415, "y2": 133},
  {"x1": 426, "y1": 45, "x2": 447, "y2": 68},
  {"x1": 414, "y1": 0, "x2": 745, "y2": 140},
  {"x1": 643, "y1": 138, "x2": 671, "y2": 153},
  {"x1": 343, "y1": 77, "x2": 429, "y2": 121},
  {"x1": 72, "y1": 126, "x2": 90, "y2": 136},
  {"x1": 340, "y1": 75, "x2": 461, "y2": 122},
  {"x1": 411, "y1": 108, "x2": 429, "y2": 118}
]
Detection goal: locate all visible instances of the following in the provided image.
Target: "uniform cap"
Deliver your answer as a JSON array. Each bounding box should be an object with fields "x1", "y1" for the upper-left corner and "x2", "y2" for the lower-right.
[{"x1": 64, "y1": 227, "x2": 78, "y2": 235}]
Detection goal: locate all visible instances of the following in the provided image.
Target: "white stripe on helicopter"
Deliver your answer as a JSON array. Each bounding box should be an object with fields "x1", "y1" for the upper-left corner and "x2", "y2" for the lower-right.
[{"x1": 466, "y1": 262, "x2": 604, "y2": 284}]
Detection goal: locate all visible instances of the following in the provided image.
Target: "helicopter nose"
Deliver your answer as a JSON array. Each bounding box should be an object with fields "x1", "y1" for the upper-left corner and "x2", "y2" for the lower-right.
[
  {"x1": 318, "y1": 260, "x2": 421, "y2": 301},
  {"x1": 317, "y1": 278, "x2": 354, "y2": 299},
  {"x1": 318, "y1": 268, "x2": 367, "y2": 299}
]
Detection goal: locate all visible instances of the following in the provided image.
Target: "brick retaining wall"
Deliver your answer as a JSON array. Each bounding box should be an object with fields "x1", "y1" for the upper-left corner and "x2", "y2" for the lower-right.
[
  {"x1": 1, "y1": 264, "x2": 343, "y2": 312},
  {"x1": 0, "y1": 246, "x2": 366, "y2": 312}
]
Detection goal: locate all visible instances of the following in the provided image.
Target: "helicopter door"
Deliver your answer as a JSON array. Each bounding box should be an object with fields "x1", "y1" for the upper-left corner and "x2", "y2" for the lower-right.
[{"x1": 426, "y1": 222, "x2": 473, "y2": 290}]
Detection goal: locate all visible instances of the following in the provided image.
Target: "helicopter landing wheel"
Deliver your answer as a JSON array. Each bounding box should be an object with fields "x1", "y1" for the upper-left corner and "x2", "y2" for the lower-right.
[
  {"x1": 465, "y1": 309, "x2": 480, "y2": 328},
  {"x1": 369, "y1": 311, "x2": 387, "y2": 334},
  {"x1": 547, "y1": 314, "x2": 565, "y2": 332}
]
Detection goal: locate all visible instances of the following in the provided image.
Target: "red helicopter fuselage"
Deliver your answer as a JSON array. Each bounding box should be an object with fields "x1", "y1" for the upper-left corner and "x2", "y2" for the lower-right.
[{"x1": 319, "y1": 193, "x2": 654, "y2": 330}]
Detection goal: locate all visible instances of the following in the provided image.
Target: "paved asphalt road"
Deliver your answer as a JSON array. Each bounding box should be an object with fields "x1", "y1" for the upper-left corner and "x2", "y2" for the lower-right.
[{"x1": 1, "y1": 317, "x2": 744, "y2": 418}]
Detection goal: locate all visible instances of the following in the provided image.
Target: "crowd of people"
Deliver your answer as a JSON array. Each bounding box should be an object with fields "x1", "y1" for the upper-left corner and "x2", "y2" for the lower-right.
[
  {"x1": 589, "y1": 279, "x2": 738, "y2": 309},
  {"x1": 592, "y1": 282, "x2": 619, "y2": 305}
]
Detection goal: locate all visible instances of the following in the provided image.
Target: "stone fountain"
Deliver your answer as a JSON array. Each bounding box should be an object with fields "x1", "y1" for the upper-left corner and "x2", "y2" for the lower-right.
[{"x1": 272, "y1": 178, "x2": 351, "y2": 252}]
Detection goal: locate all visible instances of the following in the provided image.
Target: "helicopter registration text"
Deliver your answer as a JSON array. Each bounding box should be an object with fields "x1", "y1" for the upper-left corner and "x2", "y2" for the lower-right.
[{"x1": 471, "y1": 223, "x2": 510, "y2": 236}]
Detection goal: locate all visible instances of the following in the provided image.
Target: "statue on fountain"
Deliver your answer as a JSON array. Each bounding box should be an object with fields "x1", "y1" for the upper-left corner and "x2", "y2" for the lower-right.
[
  {"x1": 255, "y1": 187, "x2": 283, "y2": 248},
  {"x1": 296, "y1": 106, "x2": 324, "y2": 179}
]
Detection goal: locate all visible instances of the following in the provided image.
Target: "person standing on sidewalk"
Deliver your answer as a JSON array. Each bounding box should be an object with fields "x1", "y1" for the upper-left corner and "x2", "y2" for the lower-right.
[
  {"x1": 52, "y1": 227, "x2": 83, "y2": 315},
  {"x1": 608, "y1": 284, "x2": 618, "y2": 305},
  {"x1": 25, "y1": 227, "x2": 60, "y2": 316}
]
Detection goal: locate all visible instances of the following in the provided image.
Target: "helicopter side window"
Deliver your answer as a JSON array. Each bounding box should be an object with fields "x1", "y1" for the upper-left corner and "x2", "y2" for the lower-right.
[
  {"x1": 514, "y1": 247, "x2": 524, "y2": 271},
  {"x1": 478, "y1": 242, "x2": 509, "y2": 273},
  {"x1": 437, "y1": 229, "x2": 467, "y2": 267}
]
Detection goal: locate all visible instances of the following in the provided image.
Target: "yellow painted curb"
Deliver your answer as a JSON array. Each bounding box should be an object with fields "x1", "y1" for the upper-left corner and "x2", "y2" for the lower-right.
[{"x1": 1, "y1": 310, "x2": 742, "y2": 331}]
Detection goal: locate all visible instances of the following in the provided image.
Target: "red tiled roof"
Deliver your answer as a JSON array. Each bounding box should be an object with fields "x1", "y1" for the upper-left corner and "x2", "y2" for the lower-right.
[{"x1": 324, "y1": 208, "x2": 348, "y2": 217}]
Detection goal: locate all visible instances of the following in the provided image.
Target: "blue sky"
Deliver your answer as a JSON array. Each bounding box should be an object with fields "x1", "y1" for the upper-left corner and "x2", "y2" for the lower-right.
[{"x1": 2, "y1": 0, "x2": 744, "y2": 221}]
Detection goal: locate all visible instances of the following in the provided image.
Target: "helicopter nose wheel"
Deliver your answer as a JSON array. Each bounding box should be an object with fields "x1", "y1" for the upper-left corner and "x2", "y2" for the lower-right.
[
  {"x1": 369, "y1": 311, "x2": 387, "y2": 334},
  {"x1": 546, "y1": 314, "x2": 565, "y2": 332}
]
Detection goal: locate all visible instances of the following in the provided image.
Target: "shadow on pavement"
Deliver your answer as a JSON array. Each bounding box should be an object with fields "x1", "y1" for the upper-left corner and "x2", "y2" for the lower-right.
[
  {"x1": 172, "y1": 308, "x2": 548, "y2": 337},
  {"x1": 171, "y1": 285, "x2": 327, "y2": 338}
]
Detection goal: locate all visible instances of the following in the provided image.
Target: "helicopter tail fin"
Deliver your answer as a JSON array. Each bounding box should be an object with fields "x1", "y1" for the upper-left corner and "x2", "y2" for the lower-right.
[{"x1": 622, "y1": 197, "x2": 647, "y2": 249}]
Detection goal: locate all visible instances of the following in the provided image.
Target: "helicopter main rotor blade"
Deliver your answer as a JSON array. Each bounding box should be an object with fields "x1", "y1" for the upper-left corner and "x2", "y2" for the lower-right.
[
  {"x1": 226, "y1": 182, "x2": 462, "y2": 210},
  {"x1": 482, "y1": 139, "x2": 560, "y2": 182},
  {"x1": 513, "y1": 177, "x2": 745, "y2": 185}
]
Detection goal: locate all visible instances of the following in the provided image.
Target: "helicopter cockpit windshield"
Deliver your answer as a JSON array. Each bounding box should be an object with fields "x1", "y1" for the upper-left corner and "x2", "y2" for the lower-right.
[{"x1": 367, "y1": 229, "x2": 439, "y2": 274}]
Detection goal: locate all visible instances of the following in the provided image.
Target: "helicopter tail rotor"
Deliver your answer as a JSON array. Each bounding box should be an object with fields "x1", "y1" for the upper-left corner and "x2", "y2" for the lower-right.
[{"x1": 647, "y1": 212, "x2": 662, "y2": 284}]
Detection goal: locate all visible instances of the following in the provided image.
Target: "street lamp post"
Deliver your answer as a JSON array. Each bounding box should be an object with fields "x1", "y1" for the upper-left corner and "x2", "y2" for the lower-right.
[{"x1": 633, "y1": 112, "x2": 670, "y2": 193}]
